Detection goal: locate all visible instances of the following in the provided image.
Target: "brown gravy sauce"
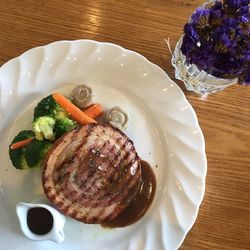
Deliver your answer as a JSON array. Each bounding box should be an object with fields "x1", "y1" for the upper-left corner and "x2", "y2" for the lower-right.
[
  {"x1": 27, "y1": 207, "x2": 53, "y2": 235},
  {"x1": 102, "y1": 160, "x2": 156, "y2": 228}
]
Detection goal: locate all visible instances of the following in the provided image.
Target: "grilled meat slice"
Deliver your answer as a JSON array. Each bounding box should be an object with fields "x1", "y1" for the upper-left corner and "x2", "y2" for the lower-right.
[{"x1": 42, "y1": 124, "x2": 141, "y2": 223}]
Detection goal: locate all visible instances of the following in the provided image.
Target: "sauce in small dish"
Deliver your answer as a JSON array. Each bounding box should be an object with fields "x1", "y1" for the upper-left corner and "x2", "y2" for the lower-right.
[
  {"x1": 27, "y1": 207, "x2": 54, "y2": 235},
  {"x1": 16, "y1": 202, "x2": 65, "y2": 243}
]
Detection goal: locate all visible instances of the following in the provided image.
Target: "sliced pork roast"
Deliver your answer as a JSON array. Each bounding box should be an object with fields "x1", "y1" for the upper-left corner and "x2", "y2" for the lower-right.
[{"x1": 42, "y1": 124, "x2": 141, "y2": 223}]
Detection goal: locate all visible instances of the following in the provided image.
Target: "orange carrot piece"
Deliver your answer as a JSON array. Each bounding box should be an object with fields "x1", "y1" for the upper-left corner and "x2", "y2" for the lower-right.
[
  {"x1": 10, "y1": 138, "x2": 33, "y2": 150},
  {"x1": 83, "y1": 104, "x2": 103, "y2": 119},
  {"x1": 52, "y1": 92, "x2": 97, "y2": 125}
]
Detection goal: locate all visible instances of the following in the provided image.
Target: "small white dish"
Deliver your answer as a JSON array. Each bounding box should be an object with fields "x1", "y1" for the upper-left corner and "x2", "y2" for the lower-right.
[{"x1": 16, "y1": 202, "x2": 65, "y2": 243}]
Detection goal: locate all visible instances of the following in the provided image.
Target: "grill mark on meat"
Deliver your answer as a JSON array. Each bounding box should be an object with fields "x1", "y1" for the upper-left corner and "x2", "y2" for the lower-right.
[
  {"x1": 51, "y1": 140, "x2": 108, "y2": 207},
  {"x1": 42, "y1": 126, "x2": 83, "y2": 182},
  {"x1": 51, "y1": 126, "x2": 89, "y2": 185},
  {"x1": 62, "y1": 204, "x2": 71, "y2": 215},
  {"x1": 43, "y1": 185, "x2": 51, "y2": 193},
  {"x1": 68, "y1": 125, "x2": 95, "y2": 165},
  {"x1": 93, "y1": 148, "x2": 138, "y2": 219},
  {"x1": 89, "y1": 151, "x2": 132, "y2": 207},
  {"x1": 80, "y1": 146, "x2": 116, "y2": 193},
  {"x1": 68, "y1": 142, "x2": 113, "y2": 201},
  {"x1": 95, "y1": 145, "x2": 135, "y2": 202},
  {"x1": 56, "y1": 127, "x2": 83, "y2": 163},
  {"x1": 67, "y1": 144, "x2": 123, "y2": 209},
  {"x1": 100, "y1": 172, "x2": 141, "y2": 222},
  {"x1": 53, "y1": 126, "x2": 95, "y2": 194},
  {"x1": 98, "y1": 156, "x2": 141, "y2": 213},
  {"x1": 116, "y1": 168, "x2": 141, "y2": 205},
  {"x1": 95, "y1": 158, "x2": 138, "y2": 210},
  {"x1": 68, "y1": 131, "x2": 128, "y2": 205},
  {"x1": 82, "y1": 137, "x2": 129, "y2": 199},
  {"x1": 95, "y1": 154, "x2": 134, "y2": 206},
  {"x1": 56, "y1": 201, "x2": 65, "y2": 208}
]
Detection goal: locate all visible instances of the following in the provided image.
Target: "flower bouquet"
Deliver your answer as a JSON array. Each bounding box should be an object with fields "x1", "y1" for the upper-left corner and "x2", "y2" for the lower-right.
[{"x1": 172, "y1": 0, "x2": 250, "y2": 94}]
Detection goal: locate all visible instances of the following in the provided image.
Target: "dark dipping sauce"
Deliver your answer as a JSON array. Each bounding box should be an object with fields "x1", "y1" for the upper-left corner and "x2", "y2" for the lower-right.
[
  {"x1": 27, "y1": 207, "x2": 53, "y2": 235},
  {"x1": 102, "y1": 160, "x2": 156, "y2": 228}
]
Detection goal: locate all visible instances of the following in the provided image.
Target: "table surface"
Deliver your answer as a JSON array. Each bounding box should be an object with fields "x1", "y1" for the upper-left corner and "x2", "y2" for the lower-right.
[{"x1": 0, "y1": 1, "x2": 249, "y2": 249}]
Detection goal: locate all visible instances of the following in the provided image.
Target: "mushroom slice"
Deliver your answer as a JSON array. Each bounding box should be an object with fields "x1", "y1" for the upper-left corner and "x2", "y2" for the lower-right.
[
  {"x1": 105, "y1": 106, "x2": 129, "y2": 131},
  {"x1": 71, "y1": 84, "x2": 92, "y2": 109}
]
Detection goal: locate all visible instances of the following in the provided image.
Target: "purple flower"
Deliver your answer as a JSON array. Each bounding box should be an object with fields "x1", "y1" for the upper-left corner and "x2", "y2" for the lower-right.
[
  {"x1": 183, "y1": 23, "x2": 199, "y2": 42},
  {"x1": 239, "y1": 64, "x2": 250, "y2": 84},
  {"x1": 224, "y1": 0, "x2": 249, "y2": 8},
  {"x1": 181, "y1": 0, "x2": 250, "y2": 84},
  {"x1": 191, "y1": 8, "x2": 211, "y2": 28}
]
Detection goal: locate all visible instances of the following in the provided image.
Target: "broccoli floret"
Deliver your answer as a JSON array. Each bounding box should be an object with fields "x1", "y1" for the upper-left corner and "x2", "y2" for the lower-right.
[
  {"x1": 33, "y1": 95, "x2": 76, "y2": 141},
  {"x1": 9, "y1": 130, "x2": 34, "y2": 170},
  {"x1": 9, "y1": 130, "x2": 52, "y2": 170},
  {"x1": 54, "y1": 118, "x2": 77, "y2": 138},
  {"x1": 33, "y1": 117, "x2": 56, "y2": 140},
  {"x1": 11, "y1": 130, "x2": 34, "y2": 143},
  {"x1": 25, "y1": 139, "x2": 52, "y2": 168},
  {"x1": 33, "y1": 95, "x2": 68, "y2": 120},
  {"x1": 19, "y1": 154, "x2": 30, "y2": 169}
]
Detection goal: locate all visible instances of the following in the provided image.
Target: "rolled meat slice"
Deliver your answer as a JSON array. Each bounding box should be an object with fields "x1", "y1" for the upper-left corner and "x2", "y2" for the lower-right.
[{"x1": 42, "y1": 123, "x2": 141, "y2": 223}]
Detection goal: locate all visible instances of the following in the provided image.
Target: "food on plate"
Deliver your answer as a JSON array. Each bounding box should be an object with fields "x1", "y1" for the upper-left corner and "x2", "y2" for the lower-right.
[
  {"x1": 9, "y1": 87, "x2": 130, "y2": 173},
  {"x1": 10, "y1": 137, "x2": 34, "y2": 150},
  {"x1": 27, "y1": 207, "x2": 54, "y2": 235},
  {"x1": 9, "y1": 130, "x2": 52, "y2": 170},
  {"x1": 9, "y1": 90, "x2": 98, "y2": 171},
  {"x1": 52, "y1": 92, "x2": 96, "y2": 125},
  {"x1": 9, "y1": 84, "x2": 156, "y2": 230},
  {"x1": 53, "y1": 118, "x2": 77, "y2": 139},
  {"x1": 24, "y1": 139, "x2": 52, "y2": 168},
  {"x1": 33, "y1": 117, "x2": 56, "y2": 140},
  {"x1": 102, "y1": 160, "x2": 156, "y2": 228},
  {"x1": 71, "y1": 84, "x2": 92, "y2": 109},
  {"x1": 105, "y1": 106, "x2": 129, "y2": 131},
  {"x1": 83, "y1": 103, "x2": 103, "y2": 119},
  {"x1": 42, "y1": 123, "x2": 141, "y2": 223},
  {"x1": 16, "y1": 202, "x2": 66, "y2": 243},
  {"x1": 33, "y1": 95, "x2": 77, "y2": 141}
]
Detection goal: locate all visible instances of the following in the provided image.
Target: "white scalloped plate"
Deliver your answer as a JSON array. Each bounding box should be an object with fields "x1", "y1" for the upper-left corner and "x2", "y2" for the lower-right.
[{"x1": 0, "y1": 40, "x2": 207, "y2": 250}]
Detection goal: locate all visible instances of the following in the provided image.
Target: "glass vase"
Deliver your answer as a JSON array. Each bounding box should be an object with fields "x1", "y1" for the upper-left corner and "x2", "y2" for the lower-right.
[{"x1": 172, "y1": 36, "x2": 238, "y2": 95}]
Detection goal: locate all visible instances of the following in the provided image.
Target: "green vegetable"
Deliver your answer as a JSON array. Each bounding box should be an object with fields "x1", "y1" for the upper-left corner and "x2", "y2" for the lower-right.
[
  {"x1": 9, "y1": 130, "x2": 34, "y2": 170},
  {"x1": 33, "y1": 95, "x2": 76, "y2": 140},
  {"x1": 54, "y1": 118, "x2": 77, "y2": 138},
  {"x1": 33, "y1": 117, "x2": 55, "y2": 140},
  {"x1": 25, "y1": 139, "x2": 52, "y2": 167},
  {"x1": 9, "y1": 94, "x2": 77, "y2": 171},
  {"x1": 33, "y1": 95, "x2": 68, "y2": 120},
  {"x1": 9, "y1": 130, "x2": 52, "y2": 170}
]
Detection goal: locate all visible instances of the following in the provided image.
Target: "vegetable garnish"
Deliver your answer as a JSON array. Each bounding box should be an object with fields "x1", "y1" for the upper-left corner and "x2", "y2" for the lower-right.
[
  {"x1": 105, "y1": 106, "x2": 129, "y2": 131},
  {"x1": 9, "y1": 130, "x2": 52, "y2": 170},
  {"x1": 32, "y1": 95, "x2": 76, "y2": 141},
  {"x1": 24, "y1": 139, "x2": 52, "y2": 168},
  {"x1": 72, "y1": 84, "x2": 92, "y2": 109},
  {"x1": 83, "y1": 104, "x2": 103, "y2": 119},
  {"x1": 10, "y1": 138, "x2": 33, "y2": 150},
  {"x1": 52, "y1": 93, "x2": 97, "y2": 125}
]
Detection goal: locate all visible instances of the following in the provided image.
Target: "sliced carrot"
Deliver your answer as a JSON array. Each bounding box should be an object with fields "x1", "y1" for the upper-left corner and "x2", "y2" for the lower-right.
[
  {"x1": 10, "y1": 138, "x2": 33, "y2": 150},
  {"x1": 83, "y1": 104, "x2": 103, "y2": 119},
  {"x1": 52, "y1": 92, "x2": 97, "y2": 125}
]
